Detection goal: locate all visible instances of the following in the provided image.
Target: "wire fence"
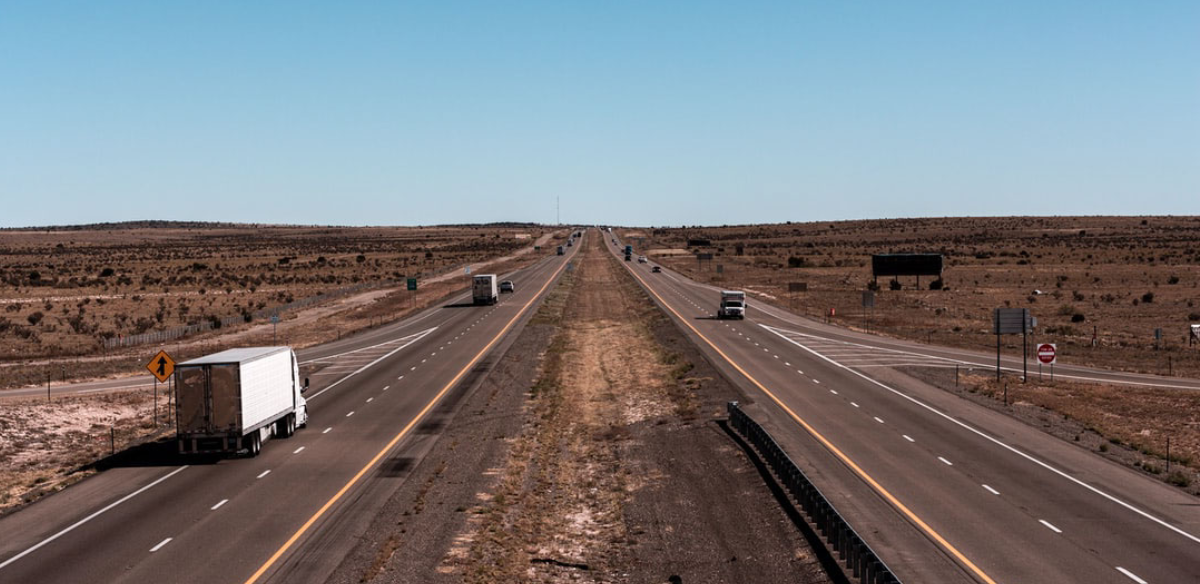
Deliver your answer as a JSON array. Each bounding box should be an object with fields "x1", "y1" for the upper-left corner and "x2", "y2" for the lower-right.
[
  {"x1": 727, "y1": 401, "x2": 902, "y2": 584},
  {"x1": 102, "y1": 280, "x2": 398, "y2": 350}
]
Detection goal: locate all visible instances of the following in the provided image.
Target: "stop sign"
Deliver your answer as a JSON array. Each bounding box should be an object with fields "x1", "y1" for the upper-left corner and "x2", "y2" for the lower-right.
[{"x1": 1037, "y1": 343, "x2": 1057, "y2": 365}]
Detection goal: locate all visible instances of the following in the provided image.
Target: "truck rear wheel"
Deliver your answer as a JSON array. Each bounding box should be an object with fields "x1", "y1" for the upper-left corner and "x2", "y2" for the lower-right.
[{"x1": 245, "y1": 431, "x2": 262, "y2": 457}]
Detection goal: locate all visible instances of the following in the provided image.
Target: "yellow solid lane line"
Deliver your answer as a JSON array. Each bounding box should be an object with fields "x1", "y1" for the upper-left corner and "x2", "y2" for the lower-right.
[
  {"x1": 243, "y1": 253, "x2": 571, "y2": 584},
  {"x1": 622, "y1": 254, "x2": 997, "y2": 584}
]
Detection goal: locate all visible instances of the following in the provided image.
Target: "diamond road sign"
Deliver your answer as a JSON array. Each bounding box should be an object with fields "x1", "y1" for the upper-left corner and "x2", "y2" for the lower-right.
[{"x1": 146, "y1": 350, "x2": 175, "y2": 383}]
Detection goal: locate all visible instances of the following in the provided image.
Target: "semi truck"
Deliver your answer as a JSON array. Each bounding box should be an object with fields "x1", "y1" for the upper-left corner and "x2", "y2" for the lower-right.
[
  {"x1": 175, "y1": 346, "x2": 308, "y2": 456},
  {"x1": 557, "y1": 245, "x2": 565, "y2": 255},
  {"x1": 718, "y1": 290, "x2": 747, "y2": 319},
  {"x1": 473, "y1": 274, "x2": 499, "y2": 305}
]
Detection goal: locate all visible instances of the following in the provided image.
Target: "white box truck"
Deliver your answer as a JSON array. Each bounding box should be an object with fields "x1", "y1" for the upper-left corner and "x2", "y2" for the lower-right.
[
  {"x1": 175, "y1": 346, "x2": 308, "y2": 456},
  {"x1": 473, "y1": 274, "x2": 498, "y2": 305},
  {"x1": 718, "y1": 290, "x2": 747, "y2": 319}
]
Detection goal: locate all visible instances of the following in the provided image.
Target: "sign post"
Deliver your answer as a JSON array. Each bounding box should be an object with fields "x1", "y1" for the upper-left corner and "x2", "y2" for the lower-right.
[
  {"x1": 862, "y1": 290, "x2": 875, "y2": 330},
  {"x1": 993, "y1": 308, "x2": 1032, "y2": 381},
  {"x1": 146, "y1": 350, "x2": 175, "y2": 426},
  {"x1": 1037, "y1": 343, "x2": 1057, "y2": 381}
]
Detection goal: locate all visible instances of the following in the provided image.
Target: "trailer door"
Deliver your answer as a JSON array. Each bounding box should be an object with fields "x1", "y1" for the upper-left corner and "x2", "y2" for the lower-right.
[
  {"x1": 209, "y1": 364, "x2": 241, "y2": 431},
  {"x1": 177, "y1": 366, "x2": 208, "y2": 433}
]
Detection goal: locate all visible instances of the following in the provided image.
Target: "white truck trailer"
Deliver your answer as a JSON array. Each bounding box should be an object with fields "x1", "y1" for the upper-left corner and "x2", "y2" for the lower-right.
[
  {"x1": 175, "y1": 346, "x2": 308, "y2": 456},
  {"x1": 473, "y1": 274, "x2": 498, "y2": 305},
  {"x1": 718, "y1": 290, "x2": 747, "y2": 319}
]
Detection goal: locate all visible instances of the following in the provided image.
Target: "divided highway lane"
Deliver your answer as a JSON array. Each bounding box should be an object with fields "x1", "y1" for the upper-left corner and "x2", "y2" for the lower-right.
[
  {"x1": 0, "y1": 239, "x2": 582, "y2": 584},
  {"x1": 610, "y1": 234, "x2": 1200, "y2": 584}
]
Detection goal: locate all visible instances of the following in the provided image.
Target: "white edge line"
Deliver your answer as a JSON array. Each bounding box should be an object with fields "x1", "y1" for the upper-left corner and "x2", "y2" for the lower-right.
[
  {"x1": 1115, "y1": 567, "x2": 1147, "y2": 583},
  {"x1": 761, "y1": 323, "x2": 1200, "y2": 545},
  {"x1": 0, "y1": 466, "x2": 188, "y2": 570},
  {"x1": 1039, "y1": 519, "x2": 1062, "y2": 534}
]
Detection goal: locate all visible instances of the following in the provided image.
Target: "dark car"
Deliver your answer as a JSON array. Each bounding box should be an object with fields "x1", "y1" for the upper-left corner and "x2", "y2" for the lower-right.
[
  {"x1": 499, "y1": 280, "x2": 515, "y2": 293},
  {"x1": 651, "y1": 266, "x2": 661, "y2": 273}
]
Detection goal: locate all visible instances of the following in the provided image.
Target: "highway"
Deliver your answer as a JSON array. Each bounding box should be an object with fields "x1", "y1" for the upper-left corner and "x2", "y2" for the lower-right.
[
  {"x1": 0, "y1": 237, "x2": 582, "y2": 584},
  {"x1": 611, "y1": 232, "x2": 1200, "y2": 584}
]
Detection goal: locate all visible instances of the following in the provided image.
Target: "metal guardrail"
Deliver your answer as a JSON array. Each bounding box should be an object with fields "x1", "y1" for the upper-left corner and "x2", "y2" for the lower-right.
[
  {"x1": 727, "y1": 401, "x2": 902, "y2": 584},
  {"x1": 102, "y1": 280, "x2": 397, "y2": 350}
]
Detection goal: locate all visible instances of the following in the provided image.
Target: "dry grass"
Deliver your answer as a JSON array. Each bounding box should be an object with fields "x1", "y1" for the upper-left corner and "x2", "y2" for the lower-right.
[
  {"x1": 449, "y1": 234, "x2": 676, "y2": 582},
  {"x1": 0, "y1": 222, "x2": 561, "y2": 389},
  {"x1": 0, "y1": 387, "x2": 171, "y2": 513},
  {"x1": 628, "y1": 216, "x2": 1200, "y2": 377}
]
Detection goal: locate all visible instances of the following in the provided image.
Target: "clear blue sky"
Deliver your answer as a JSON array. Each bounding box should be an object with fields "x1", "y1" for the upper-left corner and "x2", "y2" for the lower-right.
[{"x1": 1, "y1": 1, "x2": 1196, "y2": 228}]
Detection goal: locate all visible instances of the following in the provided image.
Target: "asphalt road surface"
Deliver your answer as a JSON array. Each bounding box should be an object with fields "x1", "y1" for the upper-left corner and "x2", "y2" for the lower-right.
[
  {"x1": 0, "y1": 237, "x2": 582, "y2": 584},
  {"x1": 610, "y1": 231, "x2": 1200, "y2": 584}
]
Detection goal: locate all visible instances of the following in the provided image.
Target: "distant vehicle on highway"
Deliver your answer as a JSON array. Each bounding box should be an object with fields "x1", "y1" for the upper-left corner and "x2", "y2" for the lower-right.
[
  {"x1": 567, "y1": 240, "x2": 572, "y2": 247},
  {"x1": 717, "y1": 290, "x2": 747, "y2": 320},
  {"x1": 473, "y1": 274, "x2": 499, "y2": 305},
  {"x1": 651, "y1": 266, "x2": 661, "y2": 273},
  {"x1": 500, "y1": 280, "x2": 515, "y2": 293},
  {"x1": 637, "y1": 256, "x2": 647, "y2": 263},
  {"x1": 175, "y1": 346, "x2": 308, "y2": 456}
]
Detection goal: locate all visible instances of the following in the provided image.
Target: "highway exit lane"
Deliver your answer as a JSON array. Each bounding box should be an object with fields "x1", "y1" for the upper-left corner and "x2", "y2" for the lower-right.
[{"x1": 613, "y1": 233, "x2": 1200, "y2": 584}]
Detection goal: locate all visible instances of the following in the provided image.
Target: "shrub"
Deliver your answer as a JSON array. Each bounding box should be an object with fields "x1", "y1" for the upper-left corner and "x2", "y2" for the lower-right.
[
  {"x1": 1168, "y1": 275, "x2": 1180, "y2": 285},
  {"x1": 1189, "y1": 313, "x2": 1200, "y2": 322},
  {"x1": 99, "y1": 267, "x2": 115, "y2": 278},
  {"x1": 866, "y1": 280, "x2": 880, "y2": 291},
  {"x1": 1142, "y1": 292, "x2": 1155, "y2": 303},
  {"x1": 26, "y1": 311, "x2": 44, "y2": 326},
  {"x1": 929, "y1": 278, "x2": 944, "y2": 290},
  {"x1": 889, "y1": 279, "x2": 902, "y2": 291},
  {"x1": 1071, "y1": 313, "x2": 1086, "y2": 323},
  {"x1": 787, "y1": 256, "x2": 806, "y2": 268},
  {"x1": 1167, "y1": 471, "x2": 1192, "y2": 487}
]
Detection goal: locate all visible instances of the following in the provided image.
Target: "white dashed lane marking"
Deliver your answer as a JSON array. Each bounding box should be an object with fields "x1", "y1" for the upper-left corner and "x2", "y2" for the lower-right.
[
  {"x1": 293, "y1": 447, "x2": 305, "y2": 454},
  {"x1": 938, "y1": 457, "x2": 953, "y2": 466},
  {"x1": 1116, "y1": 567, "x2": 1148, "y2": 583},
  {"x1": 982, "y1": 484, "x2": 1000, "y2": 495},
  {"x1": 323, "y1": 427, "x2": 332, "y2": 434},
  {"x1": 211, "y1": 499, "x2": 228, "y2": 510},
  {"x1": 903, "y1": 435, "x2": 915, "y2": 443},
  {"x1": 1039, "y1": 520, "x2": 1063, "y2": 534},
  {"x1": 150, "y1": 538, "x2": 172, "y2": 552},
  {"x1": 257, "y1": 470, "x2": 271, "y2": 479}
]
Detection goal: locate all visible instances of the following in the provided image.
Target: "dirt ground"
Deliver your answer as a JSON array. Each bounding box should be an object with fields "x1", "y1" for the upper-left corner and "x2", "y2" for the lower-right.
[
  {"x1": 331, "y1": 233, "x2": 831, "y2": 584},
  {"x1": 0, "y1": 387, "x2": 171, "y2": 513},
  {"x1": 629, "y1": 216, "x2": 1200, "y2": 378},
  {"x1": 0, "y1": 225, "x2": 563, "y2": 390},
  {"x1": 441, "y1": 234, "x2": 828, "y2": 582}
]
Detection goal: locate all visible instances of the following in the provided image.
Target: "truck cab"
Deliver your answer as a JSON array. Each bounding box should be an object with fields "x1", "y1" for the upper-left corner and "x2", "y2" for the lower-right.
[{"x1": 718, "y1": 290, "x2": 747, "y2": 320}]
